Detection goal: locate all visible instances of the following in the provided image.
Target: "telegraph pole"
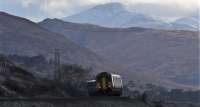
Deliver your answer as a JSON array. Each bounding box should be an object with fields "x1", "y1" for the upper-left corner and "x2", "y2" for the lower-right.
[
  {"x1": 54, "y1": 49, "x2": 61, "y2": 82},
  {"x1": 0, "y1": 56, "x2": 8, "y2": 75}
]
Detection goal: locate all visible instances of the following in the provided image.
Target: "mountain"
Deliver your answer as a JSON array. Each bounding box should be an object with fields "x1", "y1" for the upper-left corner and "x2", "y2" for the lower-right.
[
  {"x1": 39, "y1": 18, "x2": 198, "y2": 89},
  {"x1": 0, "y1": 11, "x2": 130, "y2": 79},
  {"x1": 63, "y1": 2, "x2": 168, "y2": 29},
  {"x1": 173, "y1": 13, "x2": 199, "y2": 31},
  {"x1": 63, "y1": 2, "x2": 196, "y2": 31}
]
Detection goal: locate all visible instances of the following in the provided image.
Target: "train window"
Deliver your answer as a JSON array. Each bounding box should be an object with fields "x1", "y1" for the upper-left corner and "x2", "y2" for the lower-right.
[{"x1": 112, "y1": 75, "x2": 122, "y2": 88}]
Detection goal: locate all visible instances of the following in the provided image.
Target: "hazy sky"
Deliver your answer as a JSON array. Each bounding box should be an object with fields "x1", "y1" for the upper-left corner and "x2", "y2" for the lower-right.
[{"x1": 0, "y1": 0, "x2": 199, "y2": 22}]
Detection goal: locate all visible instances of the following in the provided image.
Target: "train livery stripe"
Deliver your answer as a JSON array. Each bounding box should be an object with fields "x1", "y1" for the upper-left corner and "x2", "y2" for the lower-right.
[{"x1": 102, "y1": 77, "x2": 107, "y2": 90}]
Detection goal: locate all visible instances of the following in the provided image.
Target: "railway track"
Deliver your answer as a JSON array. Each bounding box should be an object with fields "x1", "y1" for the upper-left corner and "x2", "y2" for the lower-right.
[
  {"x1": 0, "y1": 97, "x2": 198, "y2": 107},
  {"x1": 0, "y1": 97, "x2": 135, "y2": 103}
]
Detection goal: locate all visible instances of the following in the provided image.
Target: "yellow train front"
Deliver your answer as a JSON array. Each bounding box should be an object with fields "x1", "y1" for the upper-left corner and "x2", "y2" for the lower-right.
[{"x1": 87, "y1": 72, "x2": 123, "y2": 96}]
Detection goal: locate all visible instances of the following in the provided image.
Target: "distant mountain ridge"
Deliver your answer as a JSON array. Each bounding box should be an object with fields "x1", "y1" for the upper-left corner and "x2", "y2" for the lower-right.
[
  {"x1": 63, "y1": 2, "x2": 197, "y2": 31},
  {"x1": 173, "y1": 13, "x2": 199, "y2": 30},
  {"x1": 64, "y1": 3, "x2": 164, "y2": 28}
]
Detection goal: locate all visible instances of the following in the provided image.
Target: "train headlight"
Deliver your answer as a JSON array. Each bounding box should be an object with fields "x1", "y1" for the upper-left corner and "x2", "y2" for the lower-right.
[
  {"x1": 108, "y1": 82, "x2": 112, "y2": 88},
  {"x1": 96, "y1": 83, "x2": 101, "y2": 89}
]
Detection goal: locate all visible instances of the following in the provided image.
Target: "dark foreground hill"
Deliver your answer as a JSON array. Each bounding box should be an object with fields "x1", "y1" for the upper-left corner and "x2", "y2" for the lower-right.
[
  {"x1": 0, "y1": 54, "x2": 95, "y2": 97},
  {"x1": 0, "y1": 54, "x2": 199, "y2": 106},
  {"x1": 39, "y1": 18, "x2": 198, "y2": 89}
]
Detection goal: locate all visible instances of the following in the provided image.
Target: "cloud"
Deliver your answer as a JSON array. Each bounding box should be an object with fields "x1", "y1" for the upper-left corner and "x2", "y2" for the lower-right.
[
  {"x1": 127, "y1": 2, "x2": 198, "y2": 19},
  {"x1": 0, "y1": 0, "x2": 47, "y2": 21},
  {"x1": 0, "y1": 0, "x2": 199, "y2": 22},
  {"x1": 40, "y1": 0, "x2": 110, "y2": 17},
  {"x1": 21, "y1": 0, "x2": 37, "y2": 7}
]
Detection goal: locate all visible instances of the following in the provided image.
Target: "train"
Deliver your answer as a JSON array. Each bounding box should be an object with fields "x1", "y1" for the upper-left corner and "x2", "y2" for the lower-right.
[{"x1": 86, "y1": 72, "x2": 123, "y2": 96}]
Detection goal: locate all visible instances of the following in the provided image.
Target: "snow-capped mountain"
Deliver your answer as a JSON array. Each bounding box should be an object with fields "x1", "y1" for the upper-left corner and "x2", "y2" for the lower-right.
[
  {"x1": 63, "y1": 2, "x2": 198, "y2": 31},
  {"x1": 63, "y1": 2, "x2": 168, "y2": 29},
  {"x1": 173, "y1": 13, "x2": 199, "y2": 30}
]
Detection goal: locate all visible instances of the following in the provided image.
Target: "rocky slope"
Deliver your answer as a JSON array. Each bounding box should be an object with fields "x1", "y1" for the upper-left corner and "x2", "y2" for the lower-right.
[
  {"x1": 0, "y1": 55, "x2": 92, "y2": 97},
  {"x1": 39, "y1": 19, "x2": 198, "y2": 89},
  {"x1": 0, "y1": 55, "x2": 41, "y2": 97}
]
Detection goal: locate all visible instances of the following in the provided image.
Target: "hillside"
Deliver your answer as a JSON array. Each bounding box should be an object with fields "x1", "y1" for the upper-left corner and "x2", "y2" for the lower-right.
[
  {"x1": 39, "y1": 18, "x2": 198, "y2": 89},
  {"x1": 0, "y1": 54, "x2": 97, "y2": 97},
  {"x1": 0, "y1": 11, "x2": 130, "y2": 79},
  {"x1": 0, "y1": 55, "x2": 41, "y2": 97}
]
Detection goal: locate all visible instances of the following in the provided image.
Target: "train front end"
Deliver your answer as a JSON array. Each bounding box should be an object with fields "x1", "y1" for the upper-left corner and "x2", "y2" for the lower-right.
[{"x1": 87, "y1": 72, "x2": 123, "y2": 96}]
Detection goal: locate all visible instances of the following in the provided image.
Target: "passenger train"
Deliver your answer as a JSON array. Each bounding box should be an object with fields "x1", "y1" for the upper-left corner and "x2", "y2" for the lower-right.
[{"x1": 86, "y1": 72, "x2": 123, "y2": 96}]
